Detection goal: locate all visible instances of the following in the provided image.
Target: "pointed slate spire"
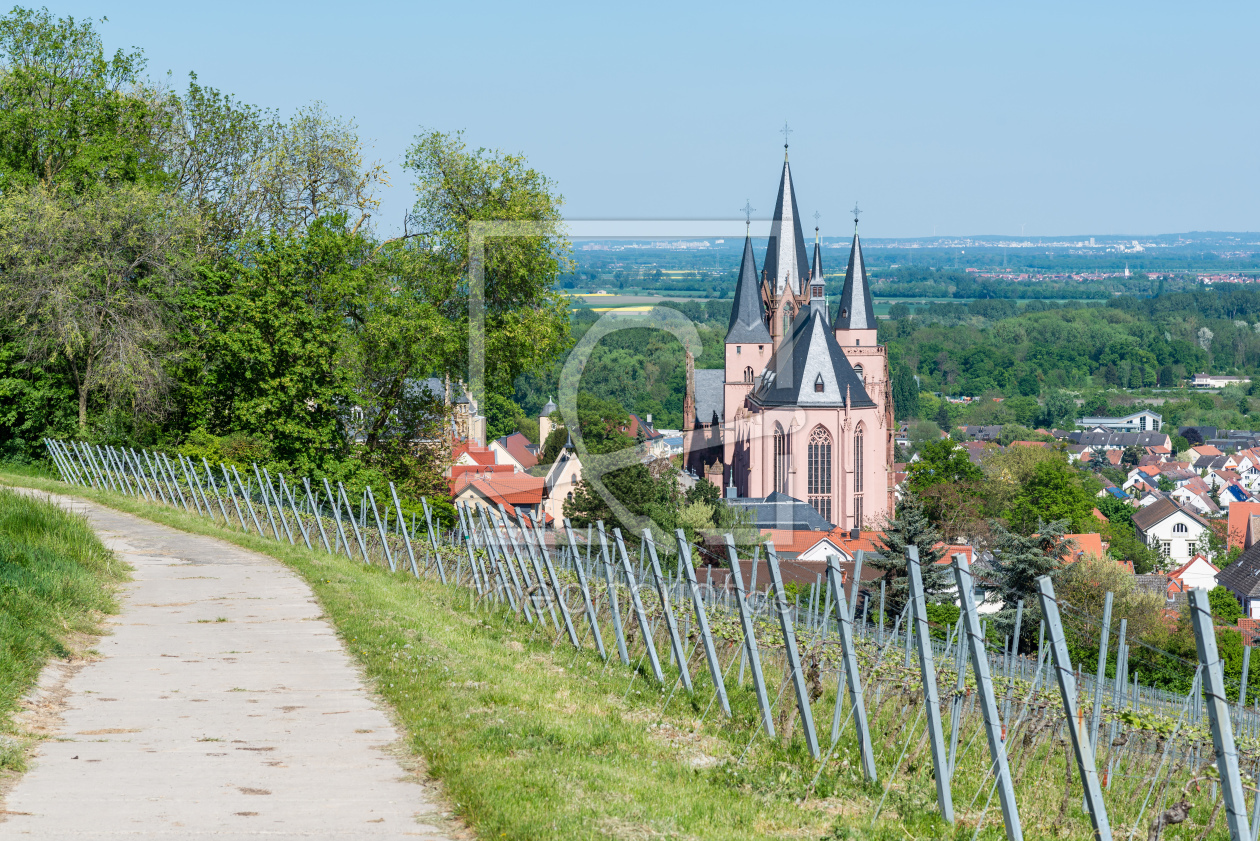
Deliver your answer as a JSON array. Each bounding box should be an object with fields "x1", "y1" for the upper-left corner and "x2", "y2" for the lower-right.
[
  {"x1": 809, "y1": 225, "x2": 828, "y2": 323},
  {"x1": 762, "y1": 157, "x2": 810, "y2": 298},
  {"x1": 727, "y1": 231, "x2": 771, "y2": 343},
  {"x1": 835, "y1": 228, "x2": 876, "y2": 330}
]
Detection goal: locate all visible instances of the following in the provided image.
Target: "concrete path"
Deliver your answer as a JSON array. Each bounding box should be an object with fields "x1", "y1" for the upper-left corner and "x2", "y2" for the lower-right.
[{"x1": 0, "y1": 491, "x2": 458, "y2": 840}]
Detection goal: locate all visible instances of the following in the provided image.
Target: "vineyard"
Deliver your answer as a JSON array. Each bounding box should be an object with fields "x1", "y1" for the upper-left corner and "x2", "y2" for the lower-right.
[{"x1": 39, "y1": 437, "x2": 1260, "y2": 841}]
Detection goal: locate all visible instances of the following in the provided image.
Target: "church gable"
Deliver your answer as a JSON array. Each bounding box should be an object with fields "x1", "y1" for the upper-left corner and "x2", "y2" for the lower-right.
[{"x1": 750, "y1": 308, "x2": 874, "y2": 409}]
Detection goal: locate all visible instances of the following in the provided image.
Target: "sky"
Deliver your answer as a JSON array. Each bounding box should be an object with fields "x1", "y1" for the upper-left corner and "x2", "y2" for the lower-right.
[{"x1": 41, "y1": 0, "x2": 1260, "y2": 239}]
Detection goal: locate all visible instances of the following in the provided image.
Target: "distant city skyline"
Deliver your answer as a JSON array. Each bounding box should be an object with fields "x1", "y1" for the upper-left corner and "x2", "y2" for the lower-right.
[{"x1": 42, "y1": 0, "x2": 1260, "y2": 239}]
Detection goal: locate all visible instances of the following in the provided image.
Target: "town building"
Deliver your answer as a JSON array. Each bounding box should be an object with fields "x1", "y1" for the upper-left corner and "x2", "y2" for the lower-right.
[
  {"x1": 1131, "y1": 498, "x2": 1211, "y2": 565},
  {"x1": 1075, "y1": 411, "x2": 1163, "y2": 433}
]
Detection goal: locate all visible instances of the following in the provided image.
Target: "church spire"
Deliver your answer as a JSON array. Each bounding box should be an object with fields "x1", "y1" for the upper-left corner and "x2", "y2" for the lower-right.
[
  {"x1": 762, "y1": 135, "x2": 810, "y2": 298},
  {"x1": 835, "y1": 205, "x2": 876, "y2": 331},
  {"x1": 726, "y1": 215, "x2": 771, "y2": 344},
  {"x1": 809, "y1": 217, "x2": 828, "y2": 322}
]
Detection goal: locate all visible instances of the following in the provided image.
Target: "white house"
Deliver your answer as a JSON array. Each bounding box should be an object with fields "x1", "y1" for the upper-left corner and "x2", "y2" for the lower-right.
[
  {"x1": 541, "y1": 445, "x2": 583, "y2": 526},
  {"x1": 1132, "y1": 498, "x2": 1212, "y2": 566},
  {"x1": 1077, "y1": 410, "x2": 1163, "y2": 432}
]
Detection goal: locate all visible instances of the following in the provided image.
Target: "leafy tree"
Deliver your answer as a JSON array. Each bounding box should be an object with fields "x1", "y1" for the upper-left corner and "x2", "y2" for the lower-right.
[
  {"x1": 191, "y1": 217, "x2": 368, "y2": 474},
  {"x1": 868, "y1": 493, "x2": 949, "y2": 613},
  {"x1": 906, "y1": 439, "x2": 982, "y2": 493},
  {"x1": 1005, "y1": 459, "x2": 1095, "y2": 534},
  {"x1": 1209, "y1": 585, "x2": 1243, "y2": 625},
  {"x1": 483, "y1": 393, "x2": 524, "y2": 441},
  {"x1": 934, "y1": 400, "x2": 951, "y2": 432},
  {"x1": 1183, "y1": 427, "x2": 1204, "y2": 446},
  {"x1": 1121, "y1": 445, "x2": 1143, "y2": 467},
  {"x1": 1041, "y1": 389, "x2": 1077, "y2": 429},
  {"x1": 402, "y1": 130, "x2": 571, "y2": 398},
  {"x1": 0, "y1": 184, "x2": 205, "y2": 429},
  {"x1": 0, "y1": 8, "x2": 160, "y2": 193}
]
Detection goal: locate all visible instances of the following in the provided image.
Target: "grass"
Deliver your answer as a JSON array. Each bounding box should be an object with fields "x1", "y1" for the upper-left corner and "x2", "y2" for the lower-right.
[
  {"x1": 0, "y1": 487, "x2": 126, "y2": 771},
  {"x1": 0, "y1": 470, "x2": 1236, "y2": 840}
]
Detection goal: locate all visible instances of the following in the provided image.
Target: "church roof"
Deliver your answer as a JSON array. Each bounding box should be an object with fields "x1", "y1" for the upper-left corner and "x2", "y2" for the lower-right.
[
  {"x1": 834, "y1": 230, "x2": 877, "y2": 330},
  {"x1": 750, "y1": 306, "x2": 875, "y2": 409},
  {"x1": 693, "y1": 368, "x2": 724, "y2": 425},
  {"x1": 726, "y1": 492, "x2": 835, "y2": 531},
  {"x1": 762, "y1": 157, "x2": 810, "y2": 297},
  {"x1": 726, "y1": 233, "x2": 771, "y2": 343}
]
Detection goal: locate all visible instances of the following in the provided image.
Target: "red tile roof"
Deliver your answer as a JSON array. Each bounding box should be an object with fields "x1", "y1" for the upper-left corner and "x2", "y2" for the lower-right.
[
  {"x1": 1227, "y1": 501, "x2": 1260, "y2": 550},
  {"x1": 498, "y1": 432, "x2": 538, "y2": 469}
]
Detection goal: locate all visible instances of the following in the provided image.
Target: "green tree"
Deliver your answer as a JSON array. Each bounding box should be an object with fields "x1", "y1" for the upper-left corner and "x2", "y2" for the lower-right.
[
  {"x1": 1041, "y1": 389, "x2": 1077, "y2": 429},
  {"x1": 191, "y1": 218, "x2": 368, "y2": 474},
  {"x1": 906, "y1": 439, "x2": 983, "y2": 493},
  {"x1": 868, "y1": 493, "x2": 949, "y2": 613},
  {"x1": 402, "y1": 130, "x2": 571, "y2": 398},
  {"x1": 987, "y1": 518, "x2": 1071, "y2": 646},
  {"x1": 0, "y1": 184, "x2": 206, "y2": 430},
  {"x1": 483, "y1": 393, "x2": 524, "y2": 441},
  {"x1": 0, "y1": 8, "x2": 160, "y2": 193},
  {"x1": 891, "y1": 363, "x2": 920, "y2": 421},
  {"x1": 1005, "y1": 459, "x2": 1095, "y2": 534},
  {"x1": 1209, "y1": 585, "x2": 1243, "y2": 625}
]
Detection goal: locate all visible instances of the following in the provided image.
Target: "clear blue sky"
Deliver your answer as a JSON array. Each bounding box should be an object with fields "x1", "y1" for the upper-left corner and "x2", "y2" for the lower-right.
[{"x1": 44, "y1": 0, "x2": 1260, "y2": 238}]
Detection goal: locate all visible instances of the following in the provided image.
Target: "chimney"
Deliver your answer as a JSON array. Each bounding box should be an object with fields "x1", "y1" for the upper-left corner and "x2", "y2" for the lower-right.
[{"x1": 646, "y1": 413, "x2": 653, "y2": 428}]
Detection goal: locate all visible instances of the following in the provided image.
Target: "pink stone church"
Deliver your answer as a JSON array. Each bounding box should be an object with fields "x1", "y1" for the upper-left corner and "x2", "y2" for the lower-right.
[{"x1": 682, "y1": 150, "x2": 895, "y2": 532}]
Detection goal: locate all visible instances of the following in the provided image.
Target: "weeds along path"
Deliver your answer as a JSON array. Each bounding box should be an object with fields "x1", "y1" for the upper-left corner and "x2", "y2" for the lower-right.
[{"x1": 0, "y1": 490, "x2": 457, "y2": 841}]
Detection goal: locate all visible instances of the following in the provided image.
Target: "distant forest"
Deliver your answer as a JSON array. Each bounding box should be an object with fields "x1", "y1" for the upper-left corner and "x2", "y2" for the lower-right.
[{"x1": 510, "y1": 287, "x2": 1260, "y2": 436}]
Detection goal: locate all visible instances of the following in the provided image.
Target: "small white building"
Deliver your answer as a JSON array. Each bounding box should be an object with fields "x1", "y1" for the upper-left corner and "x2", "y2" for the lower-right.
[
  {"x1": 541, "y1": 445, "x2": 583, "y2": 526},
  {"x1": 1132, "y1": 498, "x2": 1211, "y2": 566}
]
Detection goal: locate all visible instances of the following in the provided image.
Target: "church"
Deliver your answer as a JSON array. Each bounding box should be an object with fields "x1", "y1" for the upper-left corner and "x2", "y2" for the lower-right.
[{"x1": 682, "y1": 147, "x2": 895, "y2": 532}]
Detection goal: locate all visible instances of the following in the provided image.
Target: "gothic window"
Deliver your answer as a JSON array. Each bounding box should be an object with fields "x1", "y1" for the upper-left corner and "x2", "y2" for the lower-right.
[
  {"x1": 773, "y1": 425, "x2": 791, "y2": 495},
  {"x1": 853, "y1": 495, "x2": 864, "y2": 531},
  {"x1": 744, "y1": 366, "x2": 754, "y2": 383},
  {"x1": 854, "y1": 364, "x2": 865, "y2": 384},
  {"x1": 807, "y1": 425, "x2": 832, "y2": 522},
  {"x1": 854, "y1": 426, "x2": 864, "y2": 493}
]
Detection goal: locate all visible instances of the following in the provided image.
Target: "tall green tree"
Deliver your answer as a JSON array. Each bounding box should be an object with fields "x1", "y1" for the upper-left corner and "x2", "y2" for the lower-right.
[
  {"x1": 1004, "y1": 459, "x2": 1096, "y2": 535},
  {"x1": 0, "y1": 7, "x2": 160, "y2": 193},
  {"x1": 987, "y1": 518, "x2": 1071, "y2": 646},
  {"x1": 868, "y1": 493, "x2": 950, "y2": 613}
]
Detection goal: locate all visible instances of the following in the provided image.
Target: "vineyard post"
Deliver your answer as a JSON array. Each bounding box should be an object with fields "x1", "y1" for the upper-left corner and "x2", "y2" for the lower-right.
[
  {"x1": 480, "y1": 506, "x2": 521, "y2": 612},
  {"x1": 1037, "y1": 575, "x2": 1110, "y2": 841},
  {"x1": 320, "y1": 477, "x2": 349, "y2": 557},
  {"x1": 305, "y1": 478, "x2": 331, "y2": 553},
  {"x1": 675, "y1": 529, "x2": 728, "y2": 716},
  {"x1": 1188, "y1": 586, "x2": 1252, "y2": 841},
  {"x1": 455, "y1": 504, "x2": 482, "y2": 593},
  {"x1": 567, "y1": 520, "x2": 606, "y2": 659},
  {"x1": 491, "y1": 509, "x2": 537, "y2": 623},
  {"x1": 235, "y1": 465, "x2": 266, "y2": 537},
  {"x1": 907, "y1": 546, "x2": 954, "y2": 823},
  {"x1": 252, "y1": 464, "x2": 280, "y2": 539},
  {"x1": 764, "y1": 542, "x2": 820, "y2": 759},
  {"x1": 421, "y1": 497, "x2": 448, "y2": 583},
  {"x1": 201, "y1": 458, "x2": 231, "y2": 524},
  {"x1": 726, "y1": 533, "x2": 774, "y2": 738},
  {"x1": 1109, "y1": 618, "x2": 1128, "y2": 748},
  {"x1": 645, "y1": 529, "x2": 690, "y2": 692},
  {"x1": 336, "y1": 481, "x2": 371, "y2": 564},
  {"x1": 1088, "y1": 592, "x2": 1114, "y2": 755},
  {"x1": 954, "y1": 552, "x2": 1022, "y2": 841},
  {"x1": 849, "y1": 550, "x2": 864, "y2": 622},
  {"x1": 611, "y1": 525, "x2": 666, "y2": 680},
  {"x1": 1241, "y1": 645, "x2": 1252, "y2": 708},
  {"x1": 596, "y1": 522, "x2": 630, "y2": 665},
  {"x1": 530, "y1": 513, "x2": 579, "y2": 648},
  {"x1": 825, "y1": 554, "x2": 876, "y2": 780}
]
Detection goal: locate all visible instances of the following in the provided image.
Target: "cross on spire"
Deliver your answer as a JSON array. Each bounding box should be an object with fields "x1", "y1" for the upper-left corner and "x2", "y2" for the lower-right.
[
  {"x1": 780, "y1": 121, "x2": 792, "y2": 159},
  {"x1": 741, "y1": 200, "x2": 755, "y2": 231},
  {"x1": 851, "y1": 202, "x2": 862, "y2": 229},
  {"x1": 813, "y1": 210, "x2": 821, "y2": 233}
]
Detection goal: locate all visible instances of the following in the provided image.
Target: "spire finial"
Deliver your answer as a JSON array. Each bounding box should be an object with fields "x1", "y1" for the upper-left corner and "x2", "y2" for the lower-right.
[
  {"x1": 741, "y1": 200, "x2": 755, "y2": 233},
  {"x1": 814, "y1": 211, "x2": 821, "y2": 242},
  {"x1": 851, "y1": 202, "x2": 862, "y2": 229},
  {"x1": 780, "y1": 120, "x2": 792, "y2": 159}
]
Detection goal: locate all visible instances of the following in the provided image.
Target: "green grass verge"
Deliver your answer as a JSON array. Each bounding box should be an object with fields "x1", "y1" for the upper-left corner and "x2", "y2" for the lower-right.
[
  {"x1": 0, "y1": 487, "x2": 126, "y2": 770},
  {"x1": 2, "y1": 472, "x2": 1229, "y2": 840}
]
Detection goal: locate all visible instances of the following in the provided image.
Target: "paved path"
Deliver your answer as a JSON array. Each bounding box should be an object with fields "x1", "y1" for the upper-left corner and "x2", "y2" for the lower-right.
[{"x1": 0, "y1": 491, "x2": 456, "y2": 840}]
